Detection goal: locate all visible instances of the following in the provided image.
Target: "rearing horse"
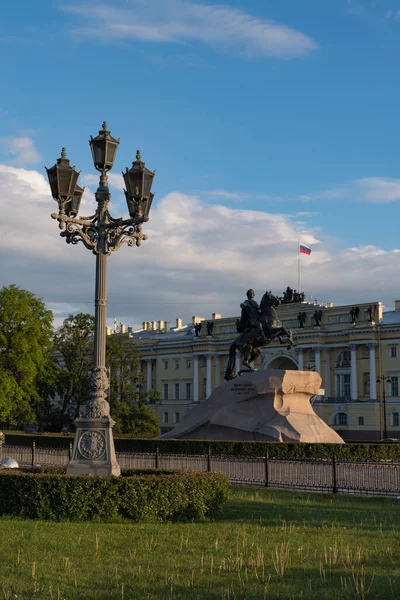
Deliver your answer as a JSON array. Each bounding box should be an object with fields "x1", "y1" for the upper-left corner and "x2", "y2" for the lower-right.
[{"x1": 224, "y1": 290, "x2": 293, "y2": 381}]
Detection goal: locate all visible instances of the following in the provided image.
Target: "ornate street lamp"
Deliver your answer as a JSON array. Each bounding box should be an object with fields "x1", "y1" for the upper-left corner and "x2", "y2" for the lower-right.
[
  {"x1": 123, "y1": 150, "x2": 155, "y2": 219},
  {"x1": 45, "y1": 148, "x2": 82, "y2": 218},
  {"x1": 377, "y1": 375, "x2": 392, "y2": 440},
  {"x1": 45, "y1": 122, "x2": 155, "y2": 476}
]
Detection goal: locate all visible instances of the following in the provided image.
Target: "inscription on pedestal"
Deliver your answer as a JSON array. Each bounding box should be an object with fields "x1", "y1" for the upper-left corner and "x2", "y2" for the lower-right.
[
  {"x1": 78, "y1": 430, "x2": 106, "y2": 460},
  {"x1": 232, "y1": 382, "x2": 258, "y2": 396}
]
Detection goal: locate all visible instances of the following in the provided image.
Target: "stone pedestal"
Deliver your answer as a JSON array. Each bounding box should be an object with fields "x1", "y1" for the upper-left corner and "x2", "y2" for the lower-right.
[
  {"x1": 66, "y1": 416, "x2": 120, "y2": 477},
  {"x1": 161, "y1": 369, "x2": 344, "y2": 443}
]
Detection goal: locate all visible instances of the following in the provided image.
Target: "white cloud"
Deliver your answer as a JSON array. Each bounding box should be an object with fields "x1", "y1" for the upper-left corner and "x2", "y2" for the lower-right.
[
  {"x1": 1, "y1": 136, "x2": 41, "y2": 166},
  {"x1": 356, "y1": 177, "x2": 400, "y2": 202},
  {"x1": 62, "y1": 0, "x2": 318, "y2": 59},
  {"x1": 2, "y1": 164, "x2": 400, "y2": 329},
  {"x1": 297, "y1": 177, "x2": 400, "y2": 204}
]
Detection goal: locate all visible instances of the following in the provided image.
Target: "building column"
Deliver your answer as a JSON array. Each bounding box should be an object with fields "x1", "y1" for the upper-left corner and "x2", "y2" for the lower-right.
[
  {"x1": 206, "y1": 355, "x2": 213, "y2": 399},
  {"x1": 324, "y1": 348, "x2": 331, "y2": 398},
  {"x1": 368, "y1": 342, "x2": 378, "y2": 401},
  {"x1": 235, "y1": 354, "x2": 241, "y2": 374},
  {"x1": 146, "y1": 359, "x2": 152, "y2": 396},
  {"x1": 314, "y1": 347, "x2": 322, "y2": 376},
  {"x1": 350, "y1": 344, "x2": 358, "y2": 401},
  {"x1": 193, "y1": 355, "x2": 199, "y2": 403},
  {"x1": 297, "y1": 348, "x2": 304, "y2": 371},
  {"x1": 215, "y1": 355, "x2": 221, "y2": 388}
]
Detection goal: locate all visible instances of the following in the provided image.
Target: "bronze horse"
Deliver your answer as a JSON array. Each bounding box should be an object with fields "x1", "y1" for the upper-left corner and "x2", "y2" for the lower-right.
[{"x1": 224, "y1": 290, "x2": 293, "y2": 380}]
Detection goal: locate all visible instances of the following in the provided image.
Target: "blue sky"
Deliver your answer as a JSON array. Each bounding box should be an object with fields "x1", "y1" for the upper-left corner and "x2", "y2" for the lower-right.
[{"x1": 2, "y1": 0, "x2": 400, "y2": 326}]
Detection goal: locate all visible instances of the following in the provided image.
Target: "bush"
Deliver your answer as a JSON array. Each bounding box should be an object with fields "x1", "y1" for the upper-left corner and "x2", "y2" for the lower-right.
[
  {"x1": 0, "y1": 469, "x2": 228, "y2": 522},
  {"x1": 110, "y1": 439, "x2": 400, "y2": 461},
  {"x1": 4, "y1": 434, "x2": 400, "y2": 460}
]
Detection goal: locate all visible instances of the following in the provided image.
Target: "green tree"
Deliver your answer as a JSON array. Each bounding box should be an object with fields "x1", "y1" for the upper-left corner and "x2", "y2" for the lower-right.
[
  {"x1": 54, "y1": 313, "x2": 95, "y2": 418},
  {"x1": 0, "y1": 285, "x2": 55, "y2": 425},
  {"x1": 106, "y1": 334, "x2": 161, "y2": 437}
]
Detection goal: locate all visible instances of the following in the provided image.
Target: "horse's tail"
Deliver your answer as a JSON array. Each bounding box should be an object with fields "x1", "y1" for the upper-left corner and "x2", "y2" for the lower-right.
[{"x1": 224, "y1": 340, "x2": 237, "y2": 381}]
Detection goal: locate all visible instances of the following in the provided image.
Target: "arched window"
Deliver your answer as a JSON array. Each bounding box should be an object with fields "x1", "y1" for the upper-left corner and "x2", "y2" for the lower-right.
[
  {"x1": 334, "y1": 412, "x2": 348, "y2": 426},
  {"x1": 335, "y1": 350, "x2": 351, "y2": 366}
]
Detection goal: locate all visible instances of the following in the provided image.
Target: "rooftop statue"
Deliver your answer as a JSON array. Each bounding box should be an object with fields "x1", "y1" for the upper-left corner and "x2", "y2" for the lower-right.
[
  {"x1": 280, "y1": 286, "x2": 305, "y2": 304},
  {"x1": 224, "y1": 289, "x2": 293, "y2": 380}
]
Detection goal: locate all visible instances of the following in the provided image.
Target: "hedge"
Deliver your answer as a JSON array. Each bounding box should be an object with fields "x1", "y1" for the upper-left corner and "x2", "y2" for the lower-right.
[
  {"x1": 4, "y1": 434, "x2": 400, "y2": 460},
  {"x1": 0, "y1": 468, "x2": 228, "y2": 522}
]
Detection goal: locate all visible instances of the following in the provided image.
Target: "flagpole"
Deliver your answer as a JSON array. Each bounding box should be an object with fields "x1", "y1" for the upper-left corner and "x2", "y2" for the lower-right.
[{"x1": 297, "y1": 239, "x2": 301, "y2": 293}]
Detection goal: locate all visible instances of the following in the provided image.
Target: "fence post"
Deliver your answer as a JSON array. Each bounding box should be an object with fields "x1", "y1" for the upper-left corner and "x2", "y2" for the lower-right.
[
  {"x1": 31, "y1": 441, "x2": 36, "y2": 467},
  {"x1": 265, "y1": 451, "x2": 269, "y2": 488},
  {"x1": 155, "y1": 447, "x2": 159, "y2": 469},
  {"x1": 207, "y1": 445, "x2": 211, "y2": 472},
  {"x1": 68, "y1": 442, "x2": 73, "y2": 461},
  {"x1": 332, "y1": 455, "x2": 338, "y2": 494}
]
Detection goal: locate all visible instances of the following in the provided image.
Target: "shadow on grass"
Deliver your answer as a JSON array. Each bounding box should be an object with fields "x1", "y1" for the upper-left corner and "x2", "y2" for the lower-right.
[{"x1": 217, "y1": 487, "x2": 400, "y2": 531}]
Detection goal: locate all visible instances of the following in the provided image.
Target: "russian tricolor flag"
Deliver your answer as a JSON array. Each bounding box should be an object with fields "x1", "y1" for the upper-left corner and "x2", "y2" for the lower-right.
[{"x1": 299, "y1": 244, "x2": 311, "y2": 255}]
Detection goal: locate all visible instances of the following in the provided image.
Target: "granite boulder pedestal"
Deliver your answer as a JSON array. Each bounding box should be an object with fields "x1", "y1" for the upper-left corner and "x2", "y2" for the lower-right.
[{"x1": 161, "y1": 369, "x2": 344, "y2": 443}]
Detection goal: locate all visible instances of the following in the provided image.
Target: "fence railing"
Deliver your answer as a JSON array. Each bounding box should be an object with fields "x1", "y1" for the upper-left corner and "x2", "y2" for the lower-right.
[{"x1": 1, "y1": 443, "x2": 399, "y2": 497}]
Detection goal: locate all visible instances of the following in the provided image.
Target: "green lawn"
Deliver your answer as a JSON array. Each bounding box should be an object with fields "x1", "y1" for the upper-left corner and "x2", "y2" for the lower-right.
[{"x1": 0, "y1": 487, "x2": 399, "y2": 599}]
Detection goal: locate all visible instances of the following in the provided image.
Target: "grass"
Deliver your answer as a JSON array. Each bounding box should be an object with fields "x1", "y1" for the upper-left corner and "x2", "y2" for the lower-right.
[{"x1": 0, "y1": 487, "x2": 399, "y2": 599}]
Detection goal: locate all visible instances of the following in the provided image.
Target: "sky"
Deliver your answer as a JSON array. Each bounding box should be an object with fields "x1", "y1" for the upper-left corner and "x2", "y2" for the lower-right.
[{"x1": 2, "y1": 0, "x2": 400, "y2": 329}]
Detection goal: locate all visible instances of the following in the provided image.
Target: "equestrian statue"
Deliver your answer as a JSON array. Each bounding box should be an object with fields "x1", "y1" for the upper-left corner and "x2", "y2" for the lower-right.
[{"x1": 224, "y1": 289, "x2": 294, "y2": 381}]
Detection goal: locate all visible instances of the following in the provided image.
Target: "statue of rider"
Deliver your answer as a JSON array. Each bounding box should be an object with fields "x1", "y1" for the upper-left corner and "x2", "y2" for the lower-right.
[
  {"x1": 238, "y1": 289, "x2": 267, "y2": 369},
  {"x1": 238, "y1": 289, "x2": 261, "y2": 330}
]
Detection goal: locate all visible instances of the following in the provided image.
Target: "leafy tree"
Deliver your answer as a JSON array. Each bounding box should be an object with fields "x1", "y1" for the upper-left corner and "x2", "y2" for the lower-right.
[
  {"x1": 53, "y1": 313, "x2": 94, "y2": 418},
  {"x1": 112, "y1": 403, "x2": 161, "y2": 437},
  {"x1": 106, "y1": 333, "x2": 161, "y2": 437},
  {"x1": 0, "y1": 285, "x2": 55, "y2": 425}
]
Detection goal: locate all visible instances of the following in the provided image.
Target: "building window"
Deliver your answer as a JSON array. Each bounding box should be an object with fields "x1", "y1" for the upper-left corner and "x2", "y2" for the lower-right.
[
  {"x1": 163, "y1": 360, "x2": 168, "y2": 370},
  {"x1": 336, "y1": 350, "x2": 351, "y2": 367},
  {"x1": 162, "y1": 412, "x2": 169, "y2": 424},
  {"x1": 174, "y1": 383, "x2": 180, "y2": 400},
  {"x1": 203, "y1": 378, "x2": 207, "y2": 394},
  {"x1": 174, "y1": 412, "x2": 180, "y2": 424},
  {"x1": 174, "y1": 359, "x2": 180, "y2": 370},
  {"x1": 334, "y1": 412, "x2": 348, "y2": 426},
  {"x1": 335, "y1": 373, "x2": 351, "y2": 399},
  {"x1": 309, "y1": 349, "x2": 315, "y2": 360},
  {"x1": 358, "y1": 416, "x2": 364, "y2": 426},
  {"x1": 392, "y1": 412, "x2": 399, "y2": 427},
  {"x1": 390, "y1": 377, "x2": 399, "y2": 397},
  {"x1": 363, "y1": 373, "x2": 370, "y2": 397},
  {"x1": 185, "y1": 382, "x2": 191, "y2": 400},
  {"x1": 362, "y1": 346, "x2": 369, "y2": 358},
  {"x1": 163, "y1": 383, "x2": 168, "y2": 400},
  {"x1": 390, "y1": 346, "x2": 398, "y2": 359},
  {"x1": 186, "y1": 359, "x2": 191, "y2": 369},
  {"x1": 343, "y1": 374, "x2": 351, "y2": 398},
  {"x1": 203, "y1": 357, "x2": 207, "y2": 367}
]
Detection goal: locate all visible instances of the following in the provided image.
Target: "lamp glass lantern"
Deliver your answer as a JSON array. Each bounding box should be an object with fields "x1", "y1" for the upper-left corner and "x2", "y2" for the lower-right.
[
  {"x1": 45, "y1": 148, "x2": 80, "y2": 208},
  {"x1": 89, "y1": 122, "x2": 120, "y2": 172},
  {"x1": 66, "y1": 184, "x2": 85, "y2": 217},
  {"x1": 123, "y1": 151, "x2": 155, "y2": 218}
]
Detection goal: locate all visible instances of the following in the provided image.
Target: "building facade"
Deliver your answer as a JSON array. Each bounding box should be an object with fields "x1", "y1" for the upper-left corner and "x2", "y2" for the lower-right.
[{"x1": 122, "y1": 294, "x2": 400, "y2": 441}]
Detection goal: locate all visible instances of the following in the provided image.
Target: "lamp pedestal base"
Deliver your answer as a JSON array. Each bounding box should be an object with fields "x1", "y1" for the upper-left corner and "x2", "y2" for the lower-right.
[{"x1": 66, "y1": 417, "x2": 121, "y2": 477}]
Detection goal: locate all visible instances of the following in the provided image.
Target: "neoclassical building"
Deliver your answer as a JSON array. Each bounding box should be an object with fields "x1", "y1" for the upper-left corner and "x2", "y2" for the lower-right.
[{"x1": 121, "y1": 293, "x2": 400, "y2": 441}]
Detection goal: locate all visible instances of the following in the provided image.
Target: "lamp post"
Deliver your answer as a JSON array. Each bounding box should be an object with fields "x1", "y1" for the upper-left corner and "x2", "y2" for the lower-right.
[
  {"x1": 376, "y1": 375, "x2": 391, "y2": 440},
  {"x1": 46, "y1": 122, "x2": 155, "y2": 476}
]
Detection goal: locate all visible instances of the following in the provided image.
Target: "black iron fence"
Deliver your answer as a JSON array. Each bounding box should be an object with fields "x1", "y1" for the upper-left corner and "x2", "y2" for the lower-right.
[{"x1": 1, "y1": 443, "x2": 399, "y2": 498}]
